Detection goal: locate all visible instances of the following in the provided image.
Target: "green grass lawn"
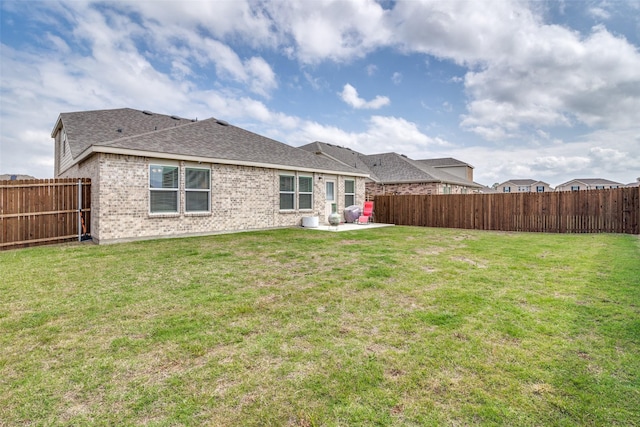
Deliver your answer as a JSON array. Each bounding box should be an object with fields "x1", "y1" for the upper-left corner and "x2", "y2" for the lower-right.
[{"x1": 1, "y1": 226, "x2": 639, "y2": 426}]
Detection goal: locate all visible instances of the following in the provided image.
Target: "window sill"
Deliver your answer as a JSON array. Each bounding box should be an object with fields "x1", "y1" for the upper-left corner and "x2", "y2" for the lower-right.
[
  {"x1": 185, "y1": 212, "x2": 212, "y2": 217},
  {"x1": 149, "y1": 212, "x2": 180, "y2": 218}
]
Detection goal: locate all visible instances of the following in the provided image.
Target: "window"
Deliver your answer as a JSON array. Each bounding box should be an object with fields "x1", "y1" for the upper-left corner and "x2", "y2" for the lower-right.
[
  {"x1": 518, "y1": 186, "x2": 530, "y2": 192},
  {"x1": 185, "y1": 167, "x2": 210, "y2": 212},
  {"x1": 150, "y1": 165, "x2": 179, "y2": 213},
  {"x1": 536, "y1": 186, "x2": 545, "y2": 192},
  {"x1": 571, "y1": 186, "x2": 580, "y2": 191},
  {"x1": 298, "y1": 176, "x2": 313, "y2": 210},
  {"x1": 611, "y1": 185, "x2": 619, "y2": 189},
  {"x1": 280, "y1": 175, "x2": 295, "y2": 210},
  {"x1": 344, "y1": 179, "x2": 355, "y2": 206},
  {"x1": 503, "y1": 186, "x2": 511, "y2": 193},
  {"x1": 325, "y1": 181, "x2": 335, "y2": 202}
]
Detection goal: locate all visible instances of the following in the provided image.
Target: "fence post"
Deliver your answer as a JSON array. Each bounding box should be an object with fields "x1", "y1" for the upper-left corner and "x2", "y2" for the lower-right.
[{"x1": 77, "y1": 179, "x2": 82, "y2": 242}]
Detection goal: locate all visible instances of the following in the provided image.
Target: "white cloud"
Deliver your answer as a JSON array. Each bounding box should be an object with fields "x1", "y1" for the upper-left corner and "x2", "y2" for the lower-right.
[
  {"x1": 366, "y1": 64, "x2": 377, "y2": 76},
  {"x1": 266, "y1": 0, "x2": 391, "y2": 63},
  {"x1": 339, "y1": 83, "x2": 390, "y2": 109},
  {"x1": 245, "y1": 56, "x2": 278, "y2": 97},
  {"x1": 391, "y1": 72, "x2": 402, "y2": 85},
  {"x1": 588, "y1": 7, "x2": 611, "y2": 20}
]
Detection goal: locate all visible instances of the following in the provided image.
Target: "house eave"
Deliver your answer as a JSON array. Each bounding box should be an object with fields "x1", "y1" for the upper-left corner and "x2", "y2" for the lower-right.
[
  {"x1": 74, "y1": 146, "x2": 370, "y2": 178},
  {"x1": 50, "y1": 116, "x2": 63, "y2": 138}
]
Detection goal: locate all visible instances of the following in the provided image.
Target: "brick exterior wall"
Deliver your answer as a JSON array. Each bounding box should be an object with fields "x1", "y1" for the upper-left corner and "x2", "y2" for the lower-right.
[
  {"x1": 60, "y1": 153, "x2": 365, "y2": 243},
  {"x1": 366, "y1": 181, "x2": 473, "y2": 196}
]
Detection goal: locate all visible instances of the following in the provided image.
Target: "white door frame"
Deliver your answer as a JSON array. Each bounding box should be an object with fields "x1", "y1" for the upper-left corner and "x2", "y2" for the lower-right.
[{"x1": 325, "y1": 179, "x2": 336, "y2": 222}]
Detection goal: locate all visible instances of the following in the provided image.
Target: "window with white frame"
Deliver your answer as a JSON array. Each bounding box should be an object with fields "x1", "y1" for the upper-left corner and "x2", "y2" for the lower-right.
[
  {"x1": 185, "y1": 167, "x2": 210, "y2": 212},
  {"x1": 344, "y1": 179, "x2": 355, "y2": 206},
  {"x1": 536, "y1": 186, "x2": 545, "y2": 192},
  {"x1": 150, "y1": 165, "x2": 179, "y2": 213},
  {"x1": 571, "y1": 185, "x2": 580, "y2": 191},
  {"x1": 503, "y1": 186, "x2": 511, "y2": 193},
  {"x1": 279, "y1": 175, "x2": 295, "y2": 210},
  {"x1": 298, "y1": 176, "x2": 313, "y2": 210}
]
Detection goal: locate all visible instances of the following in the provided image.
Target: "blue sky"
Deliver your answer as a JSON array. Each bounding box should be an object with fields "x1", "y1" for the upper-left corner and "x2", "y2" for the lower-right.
[{"x1": 1, "y1": 0, "x2": 639, "y2": 186}]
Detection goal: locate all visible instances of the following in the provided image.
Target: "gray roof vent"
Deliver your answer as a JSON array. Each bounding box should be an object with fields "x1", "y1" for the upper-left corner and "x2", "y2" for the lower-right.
[
  {"x1": 171, "y1": 115, "x2": 181, "y2": 120},
  {"x1": 142, "y1": 110, "x2": 153, "y2": 115},
  {"x1": 216, "y1": 119, "x2": 229, "y2": 126}
]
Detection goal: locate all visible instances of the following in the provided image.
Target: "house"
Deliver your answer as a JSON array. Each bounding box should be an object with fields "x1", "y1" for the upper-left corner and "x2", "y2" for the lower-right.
[
  {"x1": 299, "y1": 141, "x2": 481, "y2": 196},
  {"x1": 626, "y1": 178, "x2": 640, "y2": 188},
  {"x1": 0, "y1": 174, "x2": 36, "y2": 180},
  {"x1": 555, "y1": 178, "x2": 623, "y2": 191},
  {"x1": 496, "y1": 179, "x2": 553, "y2": 193},
  {"x1": 51, "y1": 108, "x2": 368, "y2": 244},
  {"x1": 416, "y1": 157, "x2": 474, "y2": 182}
]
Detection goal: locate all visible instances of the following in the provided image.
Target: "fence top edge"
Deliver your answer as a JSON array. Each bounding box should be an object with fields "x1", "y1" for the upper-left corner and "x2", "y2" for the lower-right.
[{"x1": 0, "y1": 178, "x2": 91, "y2": 188}]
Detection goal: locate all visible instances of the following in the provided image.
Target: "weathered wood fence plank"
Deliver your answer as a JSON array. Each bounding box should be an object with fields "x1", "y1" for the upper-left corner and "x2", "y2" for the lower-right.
[
  {"x1": 0, "y1": 179, "x2": 91, "y2": 249},
  {"x1": 374, "y1": 188, "x2": 640, "y2": 234}
]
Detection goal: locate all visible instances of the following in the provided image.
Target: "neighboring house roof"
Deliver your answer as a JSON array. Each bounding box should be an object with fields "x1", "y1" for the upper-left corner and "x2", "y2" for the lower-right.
[
  {"x1": 626, "y1": 179, "x2": 640, "y2": 187},
  {"x1": 0, "y1": 174, "x2": 37, "y2": 180},
  {"x1": 299, "y1": 141, "x2": 480, "y2": 187},
  {"x1": 499, "y1": 179, "x2": 550, "y2": 187},
  {"x1": 475, "y1": 184, "x2": 498, "y2": 193},
  {"x1": 417, "y1": 157, "x2": 474, "y2": 169},
  {"x1": 556, "y1": 178, "x2": 623, "y2": 187},
  {"x1": 52, "y1": 109, "x2": 367, "y2": 176},
  {"x1": 360, "y1": 152, "x2": 479, "y2": 186}
]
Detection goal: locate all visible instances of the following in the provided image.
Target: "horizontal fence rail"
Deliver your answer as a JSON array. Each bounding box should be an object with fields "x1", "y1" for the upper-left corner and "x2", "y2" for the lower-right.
[
  {"x1": 1, "y1": 178, "x2": 91, "y2": 250},
  {"x1": 374, "y1": 188, "x2": 640, "y2": 234}
]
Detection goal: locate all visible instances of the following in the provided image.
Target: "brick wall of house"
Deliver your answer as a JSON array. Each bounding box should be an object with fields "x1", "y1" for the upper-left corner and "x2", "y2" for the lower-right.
[
  {"x1": 61, "y1": 153, "x2": 365, "y2": 243},
  {"x1": 366, "y1": 181, "x2": 473, "y2": 196}
]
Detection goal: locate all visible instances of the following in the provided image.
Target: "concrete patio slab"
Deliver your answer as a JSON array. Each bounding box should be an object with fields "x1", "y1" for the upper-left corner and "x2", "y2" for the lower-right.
[{"x1": 301, "y1": 223, "x2": 394, "y2": 232}]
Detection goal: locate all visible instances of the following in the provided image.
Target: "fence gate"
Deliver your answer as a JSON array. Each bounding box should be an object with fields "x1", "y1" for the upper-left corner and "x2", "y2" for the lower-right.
[{"x1": 0, "y1": 178, "x2": 91, "y2": 250}]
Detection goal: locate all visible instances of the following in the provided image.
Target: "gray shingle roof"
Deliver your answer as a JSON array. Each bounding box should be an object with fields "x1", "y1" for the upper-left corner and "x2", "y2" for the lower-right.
[
  {"x1": 299, "y1": 141, "x2": 377, "y2": 178},
  {"x1": 417, "y1": 157, "x2": 473, "y2": 168},
  {"x1": 557, "y1": 178, "x2": 624, "y2": 187},
  {"x1": 55, "y1": 108, "x2": 195, "y2": 158},
  {"x1": 501, "y1": 179, "x2": 542, "y2": 186},
  {"x1": 360, "y1": 153, "x2": 479, "y2": 186},
  {"x1": 55, "y1": 109, "x2": 364, "y2": 175},
  {"x1": 299, "y1": 141, "x2": 480, "y2": 187}
]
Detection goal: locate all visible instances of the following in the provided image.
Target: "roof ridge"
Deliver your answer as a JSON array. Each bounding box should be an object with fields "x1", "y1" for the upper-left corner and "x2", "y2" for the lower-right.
[{"x1": 99, "y1": 116, "x2": 208, "y2": 148}]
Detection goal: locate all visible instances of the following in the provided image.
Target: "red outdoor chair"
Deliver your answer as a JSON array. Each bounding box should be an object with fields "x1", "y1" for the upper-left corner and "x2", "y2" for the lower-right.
[{"x1": 357, "y1": 201, "x2": 374, "y2": 224}]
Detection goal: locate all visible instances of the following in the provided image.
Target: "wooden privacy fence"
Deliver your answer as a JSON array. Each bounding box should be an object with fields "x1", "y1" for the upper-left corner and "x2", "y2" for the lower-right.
[
  {"x1": 374, "y1": 187, "x2": 640, "y2": 234},
  {"x1": 1, "y1": 179, "x2": 91, "y2": 250}
]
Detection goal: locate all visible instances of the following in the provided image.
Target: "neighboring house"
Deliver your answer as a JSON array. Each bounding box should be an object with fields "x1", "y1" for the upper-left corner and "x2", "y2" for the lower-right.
[
  {"x1": 555, "y1": 178, "x2": 623, "y2": 191},
  {"x1": 52, "y1": 108, "x2": 367, "y2": 244},
  {"x1": 626, "y1": 178, "x2": 640, "y2": 188},
  {"x1": 416, "y1": 157, "x2": 474, "y2": 182},
  {"x1": 0, "y1": 174, "x2": 36, "y2": 180},
  {"x1": 475, "y1": 184, "x2": 499, "y2": 194},
  {"x1": 497, "y1": 179, "x2": 553, "y2": 193},
  {"x1": 299, "y1": 141, "x2": 481, "y2": 196}
]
